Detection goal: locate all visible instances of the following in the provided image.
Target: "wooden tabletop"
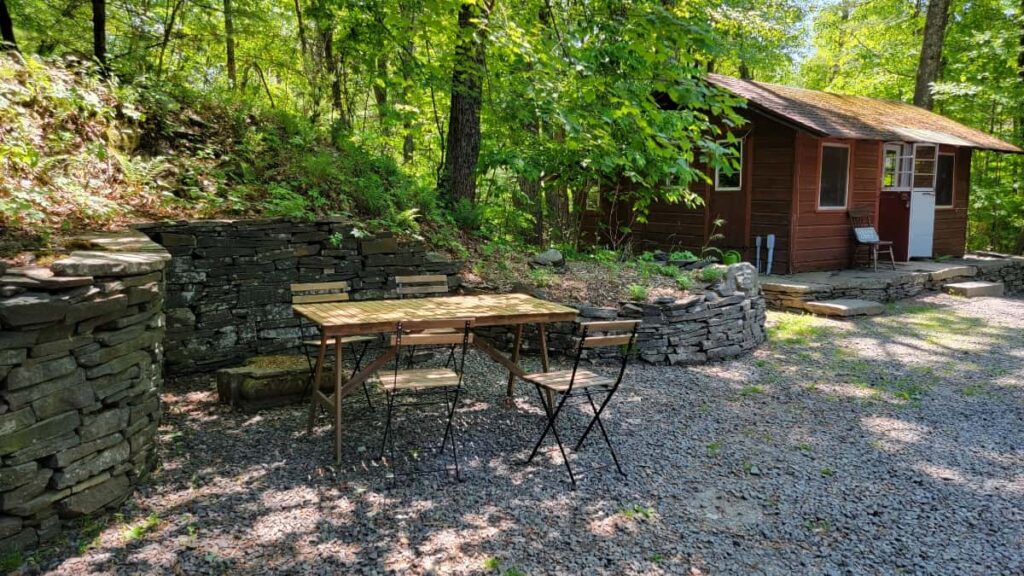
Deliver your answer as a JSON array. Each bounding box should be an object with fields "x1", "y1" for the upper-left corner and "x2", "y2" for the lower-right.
[{"x1": 294, "y1": 293, "x2": 578, "y2": 336}]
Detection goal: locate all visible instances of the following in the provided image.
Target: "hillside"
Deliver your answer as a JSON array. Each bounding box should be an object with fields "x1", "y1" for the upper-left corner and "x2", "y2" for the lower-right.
[{"x1": 0, "y1": 54, "x2": 435, "y2": 258}]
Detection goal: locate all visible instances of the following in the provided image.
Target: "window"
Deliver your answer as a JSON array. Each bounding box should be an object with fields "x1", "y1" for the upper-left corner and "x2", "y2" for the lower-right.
[
  {"x1": 818, "y1": 144, "x2": 849, "y2": 209},
  {"x1": 714, "y1": 139, "x2": 743, "y2": 191},
  {"x1": 913, "y1": 144, "x2": 937, "y2": 189},
  {"x1": 882, "y1": 143, "x2": 913, "y2": 190},
  {"x1": 935, "y1": 154, "x2": 955, "y2": 207},
  {"x1": 585, "y1": 186, "x2": 600, "y2": 212}
]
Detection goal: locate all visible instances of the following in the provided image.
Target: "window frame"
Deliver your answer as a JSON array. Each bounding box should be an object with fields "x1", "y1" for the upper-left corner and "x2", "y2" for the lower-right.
[
  {"x1": 935, "y1": 152, "x2": 956, "y2": 209},
  {"x1": 817, "y1": 143, "x2": 851, "y2": 211},
  {"x1": 714, "y1": 138, "x2": 743, "y2": 192},
  {"x1": 912, "y1": 143, "x2": 938, "y2": 190},
  {"x1": 882, "y1": 143, "x2": 913, "y2": 191}
]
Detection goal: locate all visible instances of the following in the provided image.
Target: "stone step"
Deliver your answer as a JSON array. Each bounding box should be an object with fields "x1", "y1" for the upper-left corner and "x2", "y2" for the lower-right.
[
  {"x1": 803, "y1": 299, "x2": 885, "y2": 317},
  {"x1": 943, "y1": 281, "x2": 1004, "y2": 298}
]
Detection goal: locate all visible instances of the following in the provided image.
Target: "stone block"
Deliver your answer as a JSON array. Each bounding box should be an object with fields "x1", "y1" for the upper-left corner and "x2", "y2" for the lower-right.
[
  {"x1": 360, "y1": 237, "x2": 399, "y2": 255},
  {"x1": 0, "y1": 469, "x2": 52, "y2": 511},
  {"x1": 0, "y1": 462, "x2": 39, "y2": 493},
  {"x1": 5, "y1": 356, "x2": 78, "y2": 391},
  {"x1": 52, "y1": 441, "x2": 130, "y2": 489},
  {"x1": 51, "y1": 251, "x2": 170, "y2": 277},
  {"x1": 0, "y1": 516, "x2": 22, "y2": 540},
  {"x1": 803, "y1": 299, "x2": 884, "y2": 317},
  {"x1": 0, "y1": 525, "x2": 36, "y2": 552},
  {"x1": 48, "y1": 433, "x2": 123, "y2": 468},
  {"x1": 30, "y1": 334, "x2": 94, "y2": 358},
  {"x1": 79, "y1": 408, "x2": 129, "y2": 442},
  {"x1": 5, "y1": 434, "x2": 79, "y2": 466},
  {"x1": 216, "y1": 355, "x2": 311, "y2": 411},
  {"x1": 30, "y1": 381, "x2": 94, "y2": 420},
  {"x1": 0, "y1": 412, "x2": 80, "y2": 456},
  {"x1": 57, "y1": 474, "x2": 129, "y2": 518},
  {"x1": 0, "y1": 294, "x2": 69, "y2": 327},
  {"x1": 85, "y1": 350, "x2": 151, "y2": 379},
  {"x1": 943, "y1": 281, "x2": 1004, "y2": 298}
]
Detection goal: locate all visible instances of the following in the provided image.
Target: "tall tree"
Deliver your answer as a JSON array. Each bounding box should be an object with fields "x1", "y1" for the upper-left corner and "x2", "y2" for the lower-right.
[
  {"x1": 0, "y1": 0, "x2": 16, "y2": 51},
  {"x1": 914, "y1": 0, "x2": 952, "y2": 109},
  {"x1": 224, "y1": 0, "x2": 236, "y2": 88},
  {"x1": 91, "y1": 0, "x2": 106, "y2": 70},
  {"x1": 438, "y1": 0, "x2": 494, "y2": 204}
]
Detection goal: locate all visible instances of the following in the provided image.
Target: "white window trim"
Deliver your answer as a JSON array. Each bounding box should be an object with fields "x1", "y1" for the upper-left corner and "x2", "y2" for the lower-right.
[
  {"x1": 817, "y1": 143, "x2": 850, "y2": 211},
  {"x1": 882, "y1": 143, "x2": 913, "y2": 192},
  {"x1": 714, "y1": 139, "x2": 743, "y2": 192},
  {"x1": 912, "y1": 143, "x2": 938, "y2": 190},
  {"x1": 936, "y1": 153, "x2": 956, "y2": 209}
]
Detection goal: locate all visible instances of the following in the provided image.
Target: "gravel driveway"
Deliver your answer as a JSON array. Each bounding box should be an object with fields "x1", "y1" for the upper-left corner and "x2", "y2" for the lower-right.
[{"x1": 22, "y1": 293, "x2": 1024, "y2": 575}]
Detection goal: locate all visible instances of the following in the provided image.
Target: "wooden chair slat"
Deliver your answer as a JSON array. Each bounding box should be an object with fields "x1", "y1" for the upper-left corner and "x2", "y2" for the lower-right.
[
  {"x1": 396, "y1": 285, "x2": 449, "y2": 295},
  {"x1": 390, "y1": 333, "x2": 474, "y2": 347},
  {"x1": 394, "y1": 274, "x2": 448, "y2": 284},
  {"x1": 293, "y1": 293, "x2": 351, "y2": 304},
  {"x1": 582, "y1": 334, "x2": 633, "y2": 348},
  {"x1": 581, "y1": 320, "x2": 642, "y2": 332},
  {"x1": 291, "y1": 281, "x2": 350, "y2": 292},
  {"x1": 401, "y1": 318, "x2": 475, "y2": 331}
]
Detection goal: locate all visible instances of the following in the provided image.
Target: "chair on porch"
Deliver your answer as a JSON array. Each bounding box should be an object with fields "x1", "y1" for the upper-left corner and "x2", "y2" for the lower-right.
[
  {"x1": 395, "y1": 274, "x2": 457, "y2": 367},
  {"x1": 521, "y1": 319, "x2": 641, "y2": 488},
  {"x1": 848, "y1": 205, "x2": 896, "y2": 272},
  {"x1": 293, "y1": 281, "x2": 377, "y2": 410}
]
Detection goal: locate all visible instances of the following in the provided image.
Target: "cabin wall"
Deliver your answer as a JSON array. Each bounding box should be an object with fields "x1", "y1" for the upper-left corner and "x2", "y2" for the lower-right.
[
  {"x1": 748, "y1": 115, "x2": 795, "y2": 273},
  {"x1": 791, "y1": 134, "x2": 882, "y2": 272},
  {"x1": 933, "y1": 147, "x2": 972, "y2": 257}
]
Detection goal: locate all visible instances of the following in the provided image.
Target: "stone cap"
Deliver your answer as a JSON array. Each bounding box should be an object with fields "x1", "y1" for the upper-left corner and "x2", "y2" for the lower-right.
[{"x1": 50, "y1": 231, "x2": 171, "y2": 278}]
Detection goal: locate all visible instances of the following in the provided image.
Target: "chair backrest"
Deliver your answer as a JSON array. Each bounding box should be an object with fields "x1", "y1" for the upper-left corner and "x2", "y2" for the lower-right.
[
  {"x1": 848, "y1": 205, "x2": 876, "y2": 229},
  {"x1": 565, "y1": 320, "x2": 641, "y2": 394},
  {"x1": 291, "y1": 281, "x2": 351, "y2": 304},
  {"x1": 395, "y1": 275, "x2": 449, "y2": 299},
  {"x1": 390, "y1": 318, "x2": 475, "y2": 385}
]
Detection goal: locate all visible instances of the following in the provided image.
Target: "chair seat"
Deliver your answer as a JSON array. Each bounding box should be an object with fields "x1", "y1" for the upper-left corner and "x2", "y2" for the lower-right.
[
  {"x1": 522, "y1": 369, "x2": 615, "y2": 393},
  {"x1": 302, "y1": 335, "x2": 376, "y2": 347},
  {"x1": 374, "y1": 368, "x2": 460, "y2": 392}
]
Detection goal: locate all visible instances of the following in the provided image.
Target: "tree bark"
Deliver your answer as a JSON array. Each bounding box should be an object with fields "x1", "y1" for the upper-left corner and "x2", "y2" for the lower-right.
[
  {"x1": 92, "y1": 0, "x2": 106, "y2": 70},
  {"x1": 913, "y1": 0, "x2": 952, "y2": 110},
  {"x1": 0, "y1": 0, "x2": 16, "y2": 51},
  {"x1": 224, "y1": 0, "x2": 236, "y2": 88},
  {"x1": 437, "y1": 0, "x2": 494, "y2": 204}
]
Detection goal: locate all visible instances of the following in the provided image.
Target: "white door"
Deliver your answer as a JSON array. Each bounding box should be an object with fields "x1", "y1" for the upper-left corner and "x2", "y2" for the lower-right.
[
  {"x1": 908, "y1": 190, "x2": 935, "y2": 257},
  {"x1": 908, "y1": 143, "x2": 937, "y2": 258}
]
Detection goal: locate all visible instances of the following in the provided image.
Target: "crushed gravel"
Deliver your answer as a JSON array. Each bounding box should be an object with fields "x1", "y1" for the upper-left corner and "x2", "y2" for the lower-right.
[{"x1": 25, "y1": 293, "x2": 1024, "y2": 575}]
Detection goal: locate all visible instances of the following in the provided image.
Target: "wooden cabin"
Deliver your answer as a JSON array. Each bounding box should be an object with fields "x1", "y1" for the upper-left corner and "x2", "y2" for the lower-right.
[{"x1": 581, "y1": 74, "x2": 1022, "y2": 274}]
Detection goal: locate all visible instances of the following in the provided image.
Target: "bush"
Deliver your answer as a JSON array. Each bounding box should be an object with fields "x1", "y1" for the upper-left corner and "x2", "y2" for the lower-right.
[
  {"x1": 676, "y1": 273, "x2": 694, "y2": 291},
  {"x1": 699, "y1": 265, "x2": 725, "y2": 282},
  {"x1": 626, "y1": 283, "x2": 648, "y2": 301},
  {"x1": 452, "y1": 198, "x2": 484, "y2": 231}
]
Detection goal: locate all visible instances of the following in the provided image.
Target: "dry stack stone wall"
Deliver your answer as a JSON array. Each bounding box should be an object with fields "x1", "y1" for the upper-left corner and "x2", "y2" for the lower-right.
[
  {"x1": 0, "y1": 231, "x2": 168, "y2": 553},
  {"x1": 478, "y1": 263, "x2": 766, "y2": 365},
  {"x1": 138, "y1": 219, "x2": 461, "y2": 375}
]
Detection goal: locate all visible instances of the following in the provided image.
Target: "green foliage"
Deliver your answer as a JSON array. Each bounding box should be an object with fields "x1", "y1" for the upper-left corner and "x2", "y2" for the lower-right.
[
  {"x1": 122, "y1": 513, "x2": 160, "y2": 542},
  {"x1": 676, "y1": 274, "x2": 695, "y2": 291},
  {"x1": 626, "y1": 283, "x2": 648, "y2": 301},
  {"x1": 452, "y1": 198, "x2": 484, "y2": 232},
  {"x1": 669, "y1": 250, "x2": 698, "y2": 261},
  {"x1": 528, "y1": 267, "x2": 556, "y2": 288},
  {"x1": 699, "y1": 265, "x2": 725, "y2": 283}
]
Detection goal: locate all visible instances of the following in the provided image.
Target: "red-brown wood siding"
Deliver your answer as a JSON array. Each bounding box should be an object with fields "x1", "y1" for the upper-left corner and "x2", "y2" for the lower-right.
[
  {"x1": 791, "y1": 136, "x2": 882, "y2": 272},
  {"x1": 932, "y1": 147, "x2": 971, "y2": 257},
  {"x1": 748, "y1": 116, "x2": 795, "y2": 273}
]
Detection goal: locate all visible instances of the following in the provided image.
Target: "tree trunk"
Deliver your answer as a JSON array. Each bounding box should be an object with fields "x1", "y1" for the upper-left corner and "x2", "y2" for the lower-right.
[
  {"x1": 738, "y1": 62, "x2": 751, "y2": 80},
  {"x1": 437, "y1": 0, "x2": 494, "y2": 204},
  {"x1": 224, "y1": 0, "x2": 236, "y2": 88},
  {"x1": 0, "y1": 0, "x2": 16, "y2": 51},
  {"x1": 92, "y1": 0, "x2": 106, "y2": 70},
  {"x1": 373, "y1": 55, "x2": 390, "y2": 134},
  {"x1": 913, "y1": 0, "x2": 952, "y2": 109}
]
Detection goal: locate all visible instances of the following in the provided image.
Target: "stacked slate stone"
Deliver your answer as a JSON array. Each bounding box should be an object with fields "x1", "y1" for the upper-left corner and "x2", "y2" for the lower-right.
[
  {"x1": 138, "y1": 219, "x2": 461, "y2": 376},
  {"x1": 0, "y1": 232, "x2": 168, "y2": 553},
  {"x1": 974, "y1": 256, "x2": 1024, "y2": 294},
  {"x1": 477, "y1": 263, "x2": 766, "y2": 366}
]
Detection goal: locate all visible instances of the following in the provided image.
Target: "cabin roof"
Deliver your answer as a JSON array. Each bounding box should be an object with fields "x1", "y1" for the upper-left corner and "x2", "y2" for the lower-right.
[{"x1": 707, "y1": 74, "x2": 1023, "y2": 154}]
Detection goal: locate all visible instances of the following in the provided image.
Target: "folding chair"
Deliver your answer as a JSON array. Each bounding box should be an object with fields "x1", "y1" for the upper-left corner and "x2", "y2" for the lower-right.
[
  {"x1": 374, "y1": 318, "x2": 474, "y2": 482},
  {"x1": 395, "y1": 275, "x2": 457, "y2": 367},
  {"x1": 522, "y1": 319, "x2": 640, "y2": 488},
  {"x1": 293, "y1": 281, "x2": 376, "y2": 410},
  {"x1": 848, "y1": 205, "x2": 896, "y2": 271}
]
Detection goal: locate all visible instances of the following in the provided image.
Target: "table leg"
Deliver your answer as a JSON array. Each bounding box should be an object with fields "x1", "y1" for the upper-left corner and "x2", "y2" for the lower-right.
[
  {"x1": 505, "y1": 324, "x2": 524, "y2": 398},
  {"x1": 334, "y1": 339, "x2": 343, "y2": 465},
  {"x1": 308, "y1": 334, "x2": 328, "y2": 435}
]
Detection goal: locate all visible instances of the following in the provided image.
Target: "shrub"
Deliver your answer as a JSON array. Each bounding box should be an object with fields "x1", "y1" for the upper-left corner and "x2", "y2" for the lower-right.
[
  {"x1": 452, "y1": 198, "x2": 484, "y2": 231},
  {"x1": 699, "y1": 265, "x2": 726, "y2": 283},
  {"x1": 529, "y1": 267, "x2": 556, "y2": 288},
  {"x1": 676, "y1": 273, "x2": 694, "y2": 291},
  {"x1": 626, "y1": 283, "x2": 648, "y2": 301}
]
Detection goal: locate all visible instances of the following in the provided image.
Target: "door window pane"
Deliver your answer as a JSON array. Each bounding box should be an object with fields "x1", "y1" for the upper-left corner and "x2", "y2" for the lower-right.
[
  {"x1": 936, "y1": 155, "x2": 955, "y2": 207},
  {"x1": 819, "y1": 145, "x2": 849, "y2": 209},
  {"x1": 882, "y1": 148, "x2": 898, "y2": 188},
  {"x1": 913, "y1": 145, "x2": 937, "y2": 189}
]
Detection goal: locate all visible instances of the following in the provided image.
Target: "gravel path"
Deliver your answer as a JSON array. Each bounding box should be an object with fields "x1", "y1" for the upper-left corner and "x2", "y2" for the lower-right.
[{"x1": 23, "y1": 293, "x2": 1024, "y2": 575}]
